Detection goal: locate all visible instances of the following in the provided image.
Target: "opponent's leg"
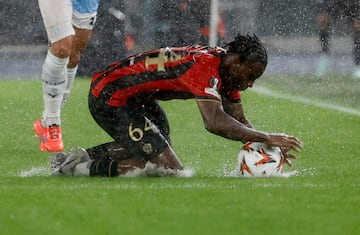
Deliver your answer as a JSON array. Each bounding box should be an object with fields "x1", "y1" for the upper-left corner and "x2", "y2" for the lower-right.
[
  {"x1": 62, "y1": 28, "x2": 92, "y2": 106},
  {"x1": 62, "y1": 65, "x2": 77, "y2": 107},
  {"x1": 35, "y1": 0, "x2": 74, "y2": 152}
]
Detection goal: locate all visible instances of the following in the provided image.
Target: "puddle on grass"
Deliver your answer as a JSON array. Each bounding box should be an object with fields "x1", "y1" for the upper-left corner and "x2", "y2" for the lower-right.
[
  {"x1": 17, "y1": 162, "x2": 195, "y2": 178},
  {"x1": 17, "y1": 163, "x2": 315, "y2": 179}
]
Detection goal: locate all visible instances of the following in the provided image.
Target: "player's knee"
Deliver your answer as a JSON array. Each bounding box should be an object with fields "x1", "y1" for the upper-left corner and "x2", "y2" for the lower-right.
[{"x1": 50, "y1": 37, "x2": 73, "y2": 58}]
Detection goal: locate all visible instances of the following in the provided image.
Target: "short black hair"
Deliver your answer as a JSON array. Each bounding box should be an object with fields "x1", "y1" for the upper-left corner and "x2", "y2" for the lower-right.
[{"x1": 225, "y1": 33, "x2": 268, "y2": 65}]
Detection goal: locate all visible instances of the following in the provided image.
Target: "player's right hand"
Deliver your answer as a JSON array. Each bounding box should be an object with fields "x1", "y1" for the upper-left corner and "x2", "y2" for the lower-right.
[{"x1": 266, "y1": 133, "x2": 303, "y2": 152}]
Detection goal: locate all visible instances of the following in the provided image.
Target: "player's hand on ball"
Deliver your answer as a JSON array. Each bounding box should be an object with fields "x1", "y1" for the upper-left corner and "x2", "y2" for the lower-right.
[
  {"x1": 280, "y1": 148, "x2": 297, "y2": 167},
  {"x1": 266, "y1": 133, "x2": 303, "y2": 152}
]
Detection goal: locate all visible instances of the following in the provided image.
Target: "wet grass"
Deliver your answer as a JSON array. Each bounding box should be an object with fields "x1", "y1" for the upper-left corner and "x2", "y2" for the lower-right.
[
  {"x1": 0, "y1": 77, "x2": 359, "y2": 235},
  {"x1": 258, "y1": 74, "x2": 360, "y2": 110}
]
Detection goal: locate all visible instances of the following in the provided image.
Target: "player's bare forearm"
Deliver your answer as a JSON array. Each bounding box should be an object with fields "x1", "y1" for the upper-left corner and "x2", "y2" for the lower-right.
[
  {"x1": 206, "y1": 119, "x2": 302, "y2": 152},
  {"x1": 222, "y1": 98, "x2": 253, "y2": 128},
  {"x1": 207, "y1": 116, "x2": 269, "y2": 143},
  {"x1": 198, "y1": 99, "x2": 267, "y2": 142},
  {"x1": 197, "y1": 99, "x2": 303, "y2": 151}
]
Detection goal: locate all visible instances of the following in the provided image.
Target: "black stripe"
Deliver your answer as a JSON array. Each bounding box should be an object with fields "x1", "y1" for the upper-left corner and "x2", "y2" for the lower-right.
[
  {"x1": 99, "y1": 61, "x2": 194, "y2": 102},
  {"x1": 91, "y1": 51, "x2": 161, "y2": 89},
  {"x1": 91, "y1": 61, "x2": 126, "y2": 89}
]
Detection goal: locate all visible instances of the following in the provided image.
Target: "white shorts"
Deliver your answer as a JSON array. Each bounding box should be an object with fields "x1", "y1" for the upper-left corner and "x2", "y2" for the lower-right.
[
  {"x1": 38, "y1": 0, "x2": 98, "y2": 43},
  {"x1": 72, "y1": 10, "x2": 97, "y2": 30}
]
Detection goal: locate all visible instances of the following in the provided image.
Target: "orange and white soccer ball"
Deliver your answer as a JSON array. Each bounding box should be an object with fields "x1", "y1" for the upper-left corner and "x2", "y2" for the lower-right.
[{"x1": 237, "y1": 142, "x2": 284, "y2": 177}]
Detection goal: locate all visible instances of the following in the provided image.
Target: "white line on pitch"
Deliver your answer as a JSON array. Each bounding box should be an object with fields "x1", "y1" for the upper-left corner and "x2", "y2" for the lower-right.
[{"x1": 252, "y1": 86, "x2": 360, "y2": 117}]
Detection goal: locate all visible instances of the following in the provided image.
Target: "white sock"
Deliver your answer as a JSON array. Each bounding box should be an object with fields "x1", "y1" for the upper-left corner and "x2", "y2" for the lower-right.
[
  {"x1": 62, "y1": 65, "x2": 78, "y2": 108},
  {"x1": 41, "y1": 50, "x2": 69, "y2": 127},
  {"x1": 73, "y1": 160, "x2": 93, "y2": 176}
]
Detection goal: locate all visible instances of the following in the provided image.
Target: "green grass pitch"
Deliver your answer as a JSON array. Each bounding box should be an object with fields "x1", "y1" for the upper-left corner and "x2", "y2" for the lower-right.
[{"x1": 0, "y1": 75, "x2": 359, "y2": 235}]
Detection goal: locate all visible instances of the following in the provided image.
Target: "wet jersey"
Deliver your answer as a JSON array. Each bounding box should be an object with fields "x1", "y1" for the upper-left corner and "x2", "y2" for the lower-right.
[{"x1": 90, "y1": 46, "x2": 241, "y2": 107}]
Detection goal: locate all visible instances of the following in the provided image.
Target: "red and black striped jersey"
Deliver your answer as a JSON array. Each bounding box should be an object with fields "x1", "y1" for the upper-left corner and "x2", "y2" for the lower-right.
[{"x1": 90, "y1": 45, "x2": 241, "y2": 107}]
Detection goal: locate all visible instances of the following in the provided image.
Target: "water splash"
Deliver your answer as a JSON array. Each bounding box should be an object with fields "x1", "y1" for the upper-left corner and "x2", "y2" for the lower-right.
[
  {"x1": 19, "y1": 166, "x2": 49, "y2": 177},
  {"x1": 227, "y1": 167, "x2": 299, "y2": 178},
  {"x1": 121, "y1": 162, "x2": 195, "y2": 178}
]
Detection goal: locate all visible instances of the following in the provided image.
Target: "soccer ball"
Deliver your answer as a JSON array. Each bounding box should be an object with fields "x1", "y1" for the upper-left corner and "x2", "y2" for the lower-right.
[{"x1": 237, "y1": 142, "x2": 284, "y2": 177}]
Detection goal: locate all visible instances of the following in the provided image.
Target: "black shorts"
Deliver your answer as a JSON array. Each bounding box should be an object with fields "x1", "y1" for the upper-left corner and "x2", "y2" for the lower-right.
[{"x1": 88, "y1": 94, "x2": 170, "y2": 160}]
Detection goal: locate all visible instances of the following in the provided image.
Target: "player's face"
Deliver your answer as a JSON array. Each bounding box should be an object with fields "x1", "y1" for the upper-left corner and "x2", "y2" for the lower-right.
[{"x1": 227, "y1": 62, "x2": 266, "y2": 91}]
